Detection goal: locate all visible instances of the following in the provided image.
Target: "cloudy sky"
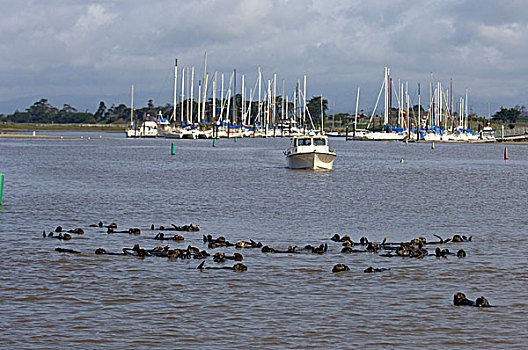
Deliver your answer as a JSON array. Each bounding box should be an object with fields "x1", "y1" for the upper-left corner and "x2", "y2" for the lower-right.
[{"x1": 1, "y1": 0, "x2": 527, "y2": 116}]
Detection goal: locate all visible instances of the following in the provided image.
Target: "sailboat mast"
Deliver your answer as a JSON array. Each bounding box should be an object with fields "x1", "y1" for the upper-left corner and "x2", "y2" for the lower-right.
[
  {"x1": 320, "y1": 95, "x2": 324, "y2": 133},
  {"x1": 212, "y1": 72, "x2": 217, "y2": 123},
  {"x1": 180, "y1": 66, "x2": 185, "y2": 125},
  {"x1": 130, "y1": 84, "x2": 134, "y2": 127},
  {"x1": 418, "y1": 83, "x2": 421, "y2": 139},
  {"x1": 202, "y1": 73, "x2": 208, "y2": 123},
  {"x1": 190, "y1": 66, "x2": 195, "y2": 124},
  {"x1": 172, "y1": 59, "x2": 178, "y2": 123},
  {"x1": 465, "y1": 88, "x2": 469, "y2": 129},
  {"x1": 384, "y1": 67, "x2": 389, "y2": 127},
  {"x1": 257, "y1": 67, "x2": 262, "y2": 127},
  {"x1": 354, "y1": 87, "x2": 360, "y2": 138},
  {"x1": 303, "y1": 75, "x2": 307, "y2": 129}
]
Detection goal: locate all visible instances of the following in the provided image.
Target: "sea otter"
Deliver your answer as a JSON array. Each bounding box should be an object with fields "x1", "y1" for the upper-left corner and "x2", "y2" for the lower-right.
[
  {"x1": 197, "y1": 261, "x2": 247, "y2": 271},
  {"x1": 453, "y1": 292, "x2": 492, "y2": 307},
  {"x1": 332, "y1": 264, "x2": 350, "y2": 273},
  {"x1": 364, "y1": 266, "x2": 391, "y2": 273}
]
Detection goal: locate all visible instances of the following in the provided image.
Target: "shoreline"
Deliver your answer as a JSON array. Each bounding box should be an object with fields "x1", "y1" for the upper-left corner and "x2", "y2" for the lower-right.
[{"x1": 0, "y1": 123, "x2": 126, "y2": 133}]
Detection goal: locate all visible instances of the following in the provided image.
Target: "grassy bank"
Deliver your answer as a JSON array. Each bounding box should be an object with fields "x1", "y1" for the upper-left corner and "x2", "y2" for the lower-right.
[{"x1": 0, "y1": 123, "x2": 126, "y2": 132}]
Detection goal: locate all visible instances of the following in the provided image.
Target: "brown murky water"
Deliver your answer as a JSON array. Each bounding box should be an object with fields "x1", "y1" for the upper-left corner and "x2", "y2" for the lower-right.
[{"x1": 0, "y1": 133, "x2": 527, "y2": 349}]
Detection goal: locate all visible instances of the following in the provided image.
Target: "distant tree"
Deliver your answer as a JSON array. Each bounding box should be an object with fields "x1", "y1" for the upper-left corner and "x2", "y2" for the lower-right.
[
  {"x1": 492, "y1": 107, "x2": 521, "y2": 124},
  {"x1": 94, "y1": 101, "x2": 107, "y2": 122},
  {"x1": 307, "y1": 96, "x2": 328, "y2": 126}
]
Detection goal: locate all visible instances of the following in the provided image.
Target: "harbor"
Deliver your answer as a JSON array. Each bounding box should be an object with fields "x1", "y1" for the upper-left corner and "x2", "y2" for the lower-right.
[{"x1": 1, "y1": 134, "x2": 528, "y2": 348}]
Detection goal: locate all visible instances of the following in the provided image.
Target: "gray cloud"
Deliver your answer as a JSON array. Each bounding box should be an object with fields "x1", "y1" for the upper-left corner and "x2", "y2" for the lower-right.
[{"x1": 1, "y1": 0, "x2": 527, "y2": 115}]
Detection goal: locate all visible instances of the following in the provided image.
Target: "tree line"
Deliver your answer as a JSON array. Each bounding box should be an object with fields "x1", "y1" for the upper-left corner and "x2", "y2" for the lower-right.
[
  {"x1": 0, "y1": 96, "x2": 331, "y2": 126},
  {"x1": 1, "y1": 98, "x2": 526, "y2": 128}
]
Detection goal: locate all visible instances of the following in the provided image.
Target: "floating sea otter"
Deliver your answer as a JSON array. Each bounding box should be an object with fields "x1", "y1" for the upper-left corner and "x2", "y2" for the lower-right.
[
  {"x1": 43, "y1": 231, "x2": 72, "y2": 240},
  {"x1": 261, "y1": 245, "x2": 298, "y2": 254},
  {"x1": 332, "y1": 263, "x2": 350, "y2": 273},
  {"x1": 364, "y1": 266, "x2": 391, "y2": 273},
  {"x1": 204, "y1": 235, "x2": 235, "y2": 249},
  {"x1": 235, "y1": 239, "x2": 263, "y2": 249},
  {"x1": 55, "y1": 247, "x2": 80, "y2": 254},
  {"x1": 155, "y1": 232, "x2": 184, "y2": 241},
  {"x1": 152, "y1": 224, "x2": 200, "y2": 232},
  {"x1": 197, "y1": 261, "x2": 247, "y2": 271},
  {"x1": 453, "y1": 292, "x2": 492, "y2": 307},
  {"x1": 213, "y1": 252, "x2": 243, "y2": 262}
]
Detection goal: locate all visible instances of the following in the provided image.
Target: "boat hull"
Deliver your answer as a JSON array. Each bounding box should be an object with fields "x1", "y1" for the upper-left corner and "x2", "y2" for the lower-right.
[{"x1": 287, "y1": 151, "x2": 335, "y2": 170}]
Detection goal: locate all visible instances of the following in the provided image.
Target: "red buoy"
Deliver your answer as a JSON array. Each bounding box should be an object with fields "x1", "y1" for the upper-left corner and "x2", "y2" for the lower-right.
[{"x1": 504, "y1": 147, "x2": 509, "y2": 160}]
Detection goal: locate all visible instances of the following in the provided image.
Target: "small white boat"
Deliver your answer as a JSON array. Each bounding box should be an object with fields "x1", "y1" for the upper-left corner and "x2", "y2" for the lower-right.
[
  {"x1": 126, "y1": 120, "x2": 159, "y2": 137},
  {"x1": 480, "y1": 125, "x2": 496, "y2": 142},
  {"x1": 284, "y1": 133, "x2": 336, "y2": 170}
]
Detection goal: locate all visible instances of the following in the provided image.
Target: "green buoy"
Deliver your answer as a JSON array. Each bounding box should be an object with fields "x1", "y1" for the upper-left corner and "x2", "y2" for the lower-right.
[
  {"x1": 213, "y1": 138, "x2": 217, "y2": 147},
  {"x1": 171, "y1": 143, "x2": 175, "y2": 155}
]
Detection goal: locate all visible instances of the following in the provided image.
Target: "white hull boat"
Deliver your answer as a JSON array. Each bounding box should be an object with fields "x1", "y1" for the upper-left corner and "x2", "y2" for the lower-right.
[{"x1": 285, "y1": 133, "x2": 336, "y2": 170}]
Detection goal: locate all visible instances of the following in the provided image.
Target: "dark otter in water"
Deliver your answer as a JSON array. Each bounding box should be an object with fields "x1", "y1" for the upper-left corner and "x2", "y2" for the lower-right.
[
  {"x1": 331, "y1": 234, "x2": 352, "y2": 243},
  {"x1": 123, "y1": 244, "x2": 149, "y2": 257},
  {"x1": 367, "y1": 242, "x2": 381, "y2": 252},
  {"x1": 341, "y1": 246, "x2": 367, "y2": 253},
  {"x1": 452, "y1": 234, "x2": 472, "y2": 243},
  {"x1": 457, "y1": 249, "x2": 466, "y2": 258},
  {"x1": 89, "y1": 221, "x2": 104, "y2": 227},
  {"x1": 67, "y1": 228, "x2": 84, "y2": 234},
  {"x1": 331, "y1": 233, "x2": 341, "y2": 242},
  {"x1": 155, "y1": 232, "x2": 184, "y2": 241},
  {"x1": 95, "y1": 248, "x2": 126, "y2": 256},
  {"x1": 453, "y1": 292, "x2": 492, "y2": 307},
  {"x1": 332, "y1": 263, "x2": 350, "y2": 273},
  {"x1": 45, "y1": 232, "x2": 72, "y2": 240},
  {"x1": 205, "y1": 235, "x2": 234, "y2": 249},
  {"x1": 364, "y1": 266, "x2": 391, "y2": 273},
  {"x1": 311, "y1": 243, "x2": 327, "y2": 254},
  {"x1": 261, "y1": 245, "x2": 298, "y2": 254},
  {"x1": 435, "y1": 247, "x2": 451, "y2": 257},
  {"x1": 55, "y1": 247, "x2": 80, "y2": 254},
  {"x1": 108, "y1": 227, "x2": 141, "y2": 235},
  {"x1": 476, "y1": 296, "x2": 491, "y2": 307},
  {"x1": 396, "y1": 244, "x2": 427, "y2": 258},
  {"x1": 235, "y1": 239, "x2": 263, "y2": 249},
  {"x1": 155, "y1": 224, "x2": 200, "y2": 232},
  {"x1": 197, "y1": 261, "x2": 247, "y2": 271},
  {"x1": 213, "y1": 252, "x2": 243, "y2": 262},
  {"x1": 359, "y1": 237, "x2": 369, "y2": 245}
]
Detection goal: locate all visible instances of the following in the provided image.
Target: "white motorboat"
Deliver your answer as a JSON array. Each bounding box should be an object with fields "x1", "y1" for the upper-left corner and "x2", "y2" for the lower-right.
[
  {"x1": 480, "y1": 125, "x2": 496, "y2": 142},
  {"x1": 284, "y1": 133, "x2": 336, "y2": 170}
]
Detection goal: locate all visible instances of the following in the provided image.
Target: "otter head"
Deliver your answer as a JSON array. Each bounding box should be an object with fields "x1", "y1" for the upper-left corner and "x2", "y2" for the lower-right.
[
  {"x1": 476, "y1": 296, "x2": 491, "y2": 307},
  {"x1": 332, "y1": 264, "x2": 350, "y2": 273},
  {"x1": 454, "y1": 292, "x2": 473, "y2": 306},
  {"x1": 233, "y1": 263, "x2": 247, "y2": 271},
  {"x1": 174, "y1": 234, "x2": 185, "y2": 241},
  {"x1": 452, "y1": 235, "x2": 463, "y2": 243}
]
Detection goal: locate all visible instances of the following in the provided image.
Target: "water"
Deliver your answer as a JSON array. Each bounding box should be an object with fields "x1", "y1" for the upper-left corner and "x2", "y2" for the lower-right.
[{"x1": 0, "y1": 135, "x2": 527, "y2": 349}]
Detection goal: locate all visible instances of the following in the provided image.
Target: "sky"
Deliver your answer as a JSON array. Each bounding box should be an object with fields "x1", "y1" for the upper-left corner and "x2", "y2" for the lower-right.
[{"x1": 1, "y1": 0, "x2": 527, "y2": 116}]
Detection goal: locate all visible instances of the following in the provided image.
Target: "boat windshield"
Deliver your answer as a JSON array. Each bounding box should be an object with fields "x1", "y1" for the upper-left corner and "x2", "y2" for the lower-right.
[
  {"x1": 313, "y1": 138, "x2": 326, "y2": 146},
  {"x1": 297, "y1": 138, "x2": 312, "y2": 146}
]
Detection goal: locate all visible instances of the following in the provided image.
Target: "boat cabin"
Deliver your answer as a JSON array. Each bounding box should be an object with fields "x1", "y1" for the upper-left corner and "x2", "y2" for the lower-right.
[{"x1": 294, "y1": 137, "x2": 328, "y2": 147}]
